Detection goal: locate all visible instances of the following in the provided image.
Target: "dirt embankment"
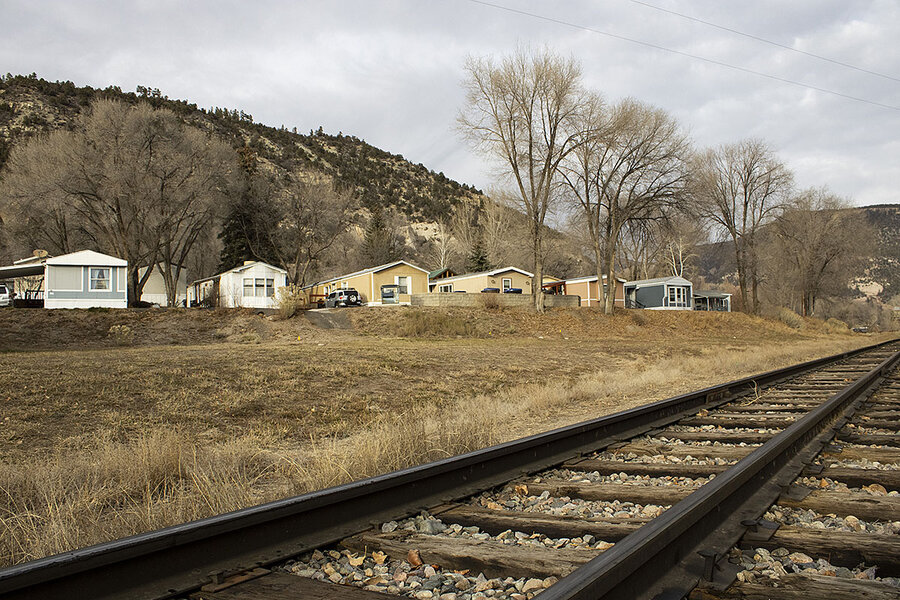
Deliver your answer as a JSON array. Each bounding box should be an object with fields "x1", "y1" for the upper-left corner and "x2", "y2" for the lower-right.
[
  {"x1": 0, "y1": 308, "x2": 330, "y2": 351},
  {"x1": 0, "y1": 305, "x2": 859, "y2": 352}
]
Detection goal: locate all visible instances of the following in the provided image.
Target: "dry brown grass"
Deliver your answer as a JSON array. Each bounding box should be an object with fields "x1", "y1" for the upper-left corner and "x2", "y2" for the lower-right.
[{"x1": 0, "y1": 313, "x2": 886, "y2": 566}]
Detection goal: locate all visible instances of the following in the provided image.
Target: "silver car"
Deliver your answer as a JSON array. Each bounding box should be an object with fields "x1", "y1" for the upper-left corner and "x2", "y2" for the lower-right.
[{"x1": 0, "y1": 284, "x2": 10, "y2": 307}]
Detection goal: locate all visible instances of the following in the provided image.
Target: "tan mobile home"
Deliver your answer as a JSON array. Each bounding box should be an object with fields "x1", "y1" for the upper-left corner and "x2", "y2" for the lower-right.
[
  {"x1": 561, "y1": 275, "x2": 626, "y2": 308},
  {"x1": 305, "y1": 260, "x2": 429, "y2": 305},
  {"x1": 428, "y1": 267, "x2": 533, "y2": 294}
]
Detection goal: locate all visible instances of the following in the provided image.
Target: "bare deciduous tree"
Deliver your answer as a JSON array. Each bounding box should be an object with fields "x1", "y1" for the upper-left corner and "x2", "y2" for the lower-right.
[
  {"x1": 767, "y1": 188, "x2": 869, "y2": 316},
  {"x1": 561, "y1": 97, "x2": 690, "y2": 313},
  {"x1": 693, "y1": 139, "x2": 793, "y2": 313},
  {"x1": 428, "y1": 219, "x2": 453, "y2": 270},
  {"x1": 263, "y1": 175, "x2": 358, "y2": 287},
  {"x1": 459, "y1": 47, "x2": 584, "y2": 310},
  {"x1": 1, "y1": 99, "x2": 235, "y2": 304}
]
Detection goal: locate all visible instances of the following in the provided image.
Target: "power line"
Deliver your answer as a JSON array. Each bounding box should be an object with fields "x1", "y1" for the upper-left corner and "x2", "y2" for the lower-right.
[
  {"x1": 629, "y1": 0, "x2": 900, "y2": 83},
  {"x1": 466, "y1": 0, "x2": 900, "y2": 112}
]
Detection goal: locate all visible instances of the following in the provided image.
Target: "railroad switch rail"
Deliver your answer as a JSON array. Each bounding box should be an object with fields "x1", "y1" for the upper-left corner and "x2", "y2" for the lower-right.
[{"x1": 1, "y1": 340, "x2": 898, "y2": 600}]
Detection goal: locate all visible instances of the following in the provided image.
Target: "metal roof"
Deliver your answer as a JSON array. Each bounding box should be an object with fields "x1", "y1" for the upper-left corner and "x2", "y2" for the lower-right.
[
  {"x1": 0, "y1": 264, "x2": 45, "y2": 279},
  {"x1": 693, "y1": 290, "x2": 732, "y2": 299},
  {"x1": 45, "y1": 250, "x2": 127, "y2": 267},
  {"x1": 624, "y1": 275, "x2": 692, "y2": 288}
]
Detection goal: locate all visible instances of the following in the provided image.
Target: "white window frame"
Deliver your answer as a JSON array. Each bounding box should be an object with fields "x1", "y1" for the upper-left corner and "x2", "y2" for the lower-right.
[
  {"x1": 243, "y1": 278, "x2": 254, "y2": 297},
  {"x1": 255, "y1": 278, "x2": 266, "y2": 297},
  {"x1": 340, "y1": 281, "x2": 349, "y2": 289},
  {"x1": 395, "y1": 275, "x2": 410, "y2": 295},
  {"x1": 667, "y1": 286, "x2": 687, "y2": 307},
  {"x1": 502, "y1": 278, "x2": 512, "y2": 290},
  {"x1": 265, "y1": 278, "x2": 275, "y2": 297},
  {"x1": 89, "y1": 267, "x2": 111, "y2": 291},
  {"x1": 438, "y1": 283, "x2": 453, "y2": 292}
]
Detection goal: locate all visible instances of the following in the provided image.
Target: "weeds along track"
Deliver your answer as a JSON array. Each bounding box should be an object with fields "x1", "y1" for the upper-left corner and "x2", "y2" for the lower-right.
[{"x1": 1, "y1": 341, "x2": 898, "y2": 600}]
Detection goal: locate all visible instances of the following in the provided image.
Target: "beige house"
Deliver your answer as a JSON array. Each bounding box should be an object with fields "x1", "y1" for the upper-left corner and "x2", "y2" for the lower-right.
[
  {"x1": 428, "y1": 267, "x2": 533, "y2": 294},
  {"x1": 560, "y1": 275, "x2": 626, "y2": 308},
  {"x1": 304, "y1": 260, "x2": 429, "y2": 305}
]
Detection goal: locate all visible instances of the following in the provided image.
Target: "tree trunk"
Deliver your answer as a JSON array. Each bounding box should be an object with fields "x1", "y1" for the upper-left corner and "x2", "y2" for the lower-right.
[
  {"x1": 533, "y1": 226, "x2": 544, "y2": 312},
  {"x1": 734, "y1": 244, "x2": 749, "y2": 313}
]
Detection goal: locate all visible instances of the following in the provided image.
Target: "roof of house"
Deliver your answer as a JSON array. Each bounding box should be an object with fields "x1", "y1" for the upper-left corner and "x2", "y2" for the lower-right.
[
  {"x1": 563, "y1": 274, "x2": 628, "y2": 284},
  {"x1": 428, "y1": 267, "x2": 455, "y2": 279},
  {"x1": 693, "y1": 290, "x2": 732, "y2": 299},
  {"x1": 46, "y1": 249, "x2": 127, "y2": 267},
  {"x1": 430, "y1": 266, "x2": 534, "y2": 285},
  {"x1": 624, "y1": 275, "x2": 692, "y2": 288},
  {"x1": 191, "y1": 260, "x2": 287, "y2": 285},
  {"x1": 303, "y1": 260, "x2": 429, "y2": 289}
]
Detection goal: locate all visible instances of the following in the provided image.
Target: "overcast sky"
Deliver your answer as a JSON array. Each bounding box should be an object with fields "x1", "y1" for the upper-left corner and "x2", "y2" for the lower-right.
[{"x1": 3, "y1": 0, "x2": 898, "y2": 206}]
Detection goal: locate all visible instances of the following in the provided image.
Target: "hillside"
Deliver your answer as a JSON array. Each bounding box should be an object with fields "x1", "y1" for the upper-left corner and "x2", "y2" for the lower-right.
[
  {"x1": 692, "y1": 204, "x2": 900, "y2": 310},
  {"x1": 0, "y1": 74, "x2": 480, "y2": 223}
]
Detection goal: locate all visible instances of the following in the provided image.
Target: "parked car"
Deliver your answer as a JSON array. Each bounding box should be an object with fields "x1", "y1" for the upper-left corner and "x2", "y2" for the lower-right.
[
  {"x1": 0, "y1": 284, "x2": 10, "y2": 307},
  {"x1": 324, "y1": 288, "x2": 362, "y2": 308},
  {"x1": 481, "y1": 287, "x2": 500, "y2": 293},
  {"x1": 502, "y1": 287, "x2": 522, "y2": 294}
]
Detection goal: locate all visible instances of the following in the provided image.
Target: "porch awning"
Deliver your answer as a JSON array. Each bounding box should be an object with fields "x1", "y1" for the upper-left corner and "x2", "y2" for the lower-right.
[{"x1": 0, "y1": 264, "x2": 45, "y2": 279}]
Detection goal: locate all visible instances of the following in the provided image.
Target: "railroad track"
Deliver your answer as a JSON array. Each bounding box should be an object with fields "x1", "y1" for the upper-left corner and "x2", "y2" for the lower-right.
[{"x1": 1, "y1": 340, "x2": 899, "y2": 600}]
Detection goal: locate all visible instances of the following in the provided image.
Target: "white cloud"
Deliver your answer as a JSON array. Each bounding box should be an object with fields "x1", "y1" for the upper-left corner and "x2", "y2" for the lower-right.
[{"x1": 2, "y1": 0, "x2": 897, "y2": 206}]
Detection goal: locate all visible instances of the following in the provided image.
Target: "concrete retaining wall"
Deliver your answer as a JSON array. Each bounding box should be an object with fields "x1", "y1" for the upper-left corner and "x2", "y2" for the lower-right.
[{"x1": 411, "y1": 293, "x2": 580, "y2": 309}]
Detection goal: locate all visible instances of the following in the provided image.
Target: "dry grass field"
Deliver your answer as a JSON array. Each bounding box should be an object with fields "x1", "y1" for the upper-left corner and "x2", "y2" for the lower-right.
[{"x1": 0, "y1": 306, "x2": 889, "y2": 566}]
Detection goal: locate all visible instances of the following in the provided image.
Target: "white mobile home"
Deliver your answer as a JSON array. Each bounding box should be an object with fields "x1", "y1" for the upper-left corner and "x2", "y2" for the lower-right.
[
  {"x1": 0, "y1": 250, "x2": 128, "y2": 309},
  {"x1": 188, "y1": 261, "x2": 288, "y2": 309}
]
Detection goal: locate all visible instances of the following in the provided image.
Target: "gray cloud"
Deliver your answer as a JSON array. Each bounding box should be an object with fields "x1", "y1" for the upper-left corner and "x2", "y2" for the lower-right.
[{"x1": 3, "y1": 0, "x2": 897, "y2": 205}]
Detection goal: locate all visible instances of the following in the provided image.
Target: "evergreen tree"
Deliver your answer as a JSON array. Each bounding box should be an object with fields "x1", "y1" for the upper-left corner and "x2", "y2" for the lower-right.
[
  {"x1": 218, "y1": 146, "x2": 278, "y2": 271},
  {"x1": 466, "y1": 235, "x2": 491, "y2": 272},
  {"x1": 362, "y1": 209, "x2": 401, "y2": 265}
]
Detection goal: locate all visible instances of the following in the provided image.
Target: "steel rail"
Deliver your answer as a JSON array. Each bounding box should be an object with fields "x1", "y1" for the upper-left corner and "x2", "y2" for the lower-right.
[
  {"x1": 540, "y1": 348, "x2": 900, "y2": 600},
  {"x1": 0, "y1": 339, "x2": 895, "y2": 600}
]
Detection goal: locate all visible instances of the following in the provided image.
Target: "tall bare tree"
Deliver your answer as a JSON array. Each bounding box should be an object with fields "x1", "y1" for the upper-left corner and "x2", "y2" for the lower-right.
[
  {"x1": 561, "y1": 97, "x2": 690, "y2": 313},
  {"x1": 768, "y1": 188, "x2": 868, "y2": 316},
  {"x1": 693, "y1": 139, "x2": 793, "y2": 313},
  {"x1": 261, "y1": 175, "x2": 358, "y2": 287},
  {"x1": 459, "y1": 47, "x2": 584, "y2": 310},
  {"x1": 428, "y1": 219, "x2": 453, "y2": 270}
]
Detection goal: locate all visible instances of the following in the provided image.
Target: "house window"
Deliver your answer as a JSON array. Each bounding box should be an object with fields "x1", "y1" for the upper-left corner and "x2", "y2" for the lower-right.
[
  {"x1": 243, "y1": 278, "x2": 253, "y2": 297},
  {"x1": 668, "y1": 286, "x2": 687, "y2": 307},
  {"x1": 502, "y1": 278, "x2": 512, "y2": 291},
  {"x1": 439, "y1": 283, "x2": 453, "y2": 292},
  {"x1": 266, "y1": 279, "x2": 275, "y2": 297},
  {"x1": 341, "y1": 281, "x2": 348, "y2": 289},
  {"x1": 396, "y1": 276, "x2": 410, "y2": 295},
  {"x1": 90, "y1": 267, "x2": 110, "y2": 291},
  {"x1": 255, "y1": 278, "x2": 266, "y2": 297}
]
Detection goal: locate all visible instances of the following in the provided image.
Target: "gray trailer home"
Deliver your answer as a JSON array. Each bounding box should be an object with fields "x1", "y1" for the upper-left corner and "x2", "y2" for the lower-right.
[
  {"x1": 624, "y1": 276, "x2": 693, "y2": 310},
  {"x1": 693, "y1": 290, "x2": 732, "y2": 312},
  {"x1": 0, "y1": 250, "x2": 128, "y2": 309}
]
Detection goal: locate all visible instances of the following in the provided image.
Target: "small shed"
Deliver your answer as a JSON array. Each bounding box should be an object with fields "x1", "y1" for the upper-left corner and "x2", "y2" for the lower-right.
[
  {"x1": 0, "y1": 250, "x2": 128, "y2": 309},
  {"x1": 188, "y1": 261, "x2": 288, "y2": 309},
  {"x1": 693, "y1": 290, "x2": 731, "y2": 312},
  {"x1": 624, "y1": 276, "x2": 693, "y2": 310},
  {"x1": 559, "y1": 275, "x2": 626, "y2": 308}
]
